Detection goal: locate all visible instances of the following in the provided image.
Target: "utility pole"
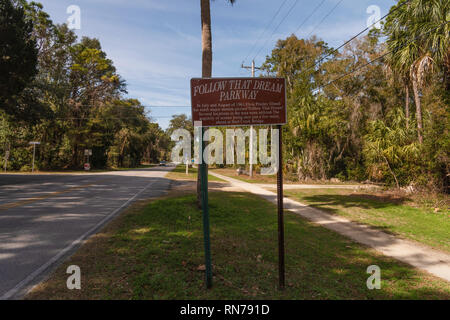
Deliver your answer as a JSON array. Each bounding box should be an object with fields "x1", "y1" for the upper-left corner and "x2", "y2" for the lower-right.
[{"x1": 241, "y1": 60, "x2": 262, "y2": 178}]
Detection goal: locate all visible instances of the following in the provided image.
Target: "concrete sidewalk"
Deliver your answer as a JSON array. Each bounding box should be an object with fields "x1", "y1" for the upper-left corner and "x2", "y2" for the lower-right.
[
  {"x1": 209, "y1": 171, "x2": 450, "y2": 283},
  {"x1": 256, "y1": 184, "x2": 378, "y2": 190}
]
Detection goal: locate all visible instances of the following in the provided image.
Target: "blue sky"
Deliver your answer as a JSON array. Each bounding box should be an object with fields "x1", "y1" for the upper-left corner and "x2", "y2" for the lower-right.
[{"x1": 38, "y1": 0, "x2": 396, "y2": 129}]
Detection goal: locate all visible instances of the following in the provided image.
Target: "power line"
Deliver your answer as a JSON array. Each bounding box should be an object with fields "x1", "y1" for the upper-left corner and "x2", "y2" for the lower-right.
[
  {"x1": 253, "y1": 0, "x2": 301, "y2": 61},
  {"x1": 52, "y1": 116, "x2": 178, "y2": 120},
  {"x1": 305, "y1": 0, "x2": 345, "y2": 39},
  {"x1": 91, "y1": 105, "x2": 190, "y2": 108},
  {"x1": 316, "y1": 51, "x2": 391, "y2": 92},
  {"x1": 242, "y1": 0, "x2": 290, "y2": 64},
  {"x1": 244, "y1": 0, "x2": 326, "y2": 72},
  {"x1": 145, "y1": 106, "x2": 191, "y2": 108},
  {"x1": 293, "y1": 0, "x2": 327, "y2": 36},
  {"x1": 306, "y1": 0, "x2": 412, "y2": 74},
  {"x1": 57, "y1": 105, "x2": 191, "y2": 108},
  {"x1": 315, "y1": 21, "x2": 449, "y2": 92}
]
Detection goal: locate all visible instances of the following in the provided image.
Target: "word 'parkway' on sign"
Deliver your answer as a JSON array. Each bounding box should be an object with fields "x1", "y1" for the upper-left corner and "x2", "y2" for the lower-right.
[{"x1": 191, "y1": 78, "x2": 286, "y2": 127}]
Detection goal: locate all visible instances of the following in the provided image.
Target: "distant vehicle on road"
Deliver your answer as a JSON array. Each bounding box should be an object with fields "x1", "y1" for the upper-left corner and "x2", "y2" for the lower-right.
[{"x1": 159, "y1": 161, "x2": 167, "y2": 166}]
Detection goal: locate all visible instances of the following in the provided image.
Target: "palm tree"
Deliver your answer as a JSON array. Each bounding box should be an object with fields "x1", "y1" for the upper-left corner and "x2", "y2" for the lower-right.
[
  {"x1": 385, "y1": 0, "x2": 449, "y2": 144},
  {"x1": 404, "y1": 77, "x2": 410, "y2": 129},
  {"x1": 384, "y1": 61, "x2": 411, "y2": 129},
  {"x1": 198, "y1": 0, "x2": 235, "y2": 207},
  {"x1": 409, "y1": 54, "x2": 433, "y2": 144},
  {"x1": 200, "y1": 0, "x2": 235, "y2": 77}
]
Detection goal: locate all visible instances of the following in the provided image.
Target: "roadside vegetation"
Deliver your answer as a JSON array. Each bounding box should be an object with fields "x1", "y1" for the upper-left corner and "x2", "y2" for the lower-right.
[
  {"x1": 26, "y1": 190, "x2": 450, "y2": 300},
  {"x1": 1, "y1": 0, "x2": 448, "y2": 191},
  {"x1": 0, "y1": 1, "x2": 171, "y2": 171},
  {"x1": 260, "y1": 0, "x2": 449, "y2": 191}
]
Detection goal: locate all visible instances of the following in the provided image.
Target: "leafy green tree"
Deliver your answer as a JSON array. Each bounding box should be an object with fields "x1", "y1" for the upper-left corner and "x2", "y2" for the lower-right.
[
  {"x1": 0, "y1": 0, "x2": 37, "y2": 115},
  {"x1": 0, "y1": 2, "x2": 170, "y2": 171},
  {"x1": 385, "y1": 0, "x2": 450, "y2": 143},
  {"x1": 262, "y1": 35, "x2": 335, "y2": 179},
  {"x1": 67, "y1": 37, "x2": 124, "y2": 168},
  {"x1": 167, "y1": 114, "x2": 194, "y2": 136},
  {"x1": 364, "y1": 108, "x2": 419, "y2": 188}
]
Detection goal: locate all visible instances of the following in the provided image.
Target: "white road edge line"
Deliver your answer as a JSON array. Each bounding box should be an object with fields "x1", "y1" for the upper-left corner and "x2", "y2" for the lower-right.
[{"x1": 0, "y1": 179, "x2": 159, "y2": 300}]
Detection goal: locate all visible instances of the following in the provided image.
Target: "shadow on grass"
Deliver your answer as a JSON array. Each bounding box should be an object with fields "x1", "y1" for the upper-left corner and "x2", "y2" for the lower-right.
[
  {"x1": 283, "y1": 193, "x2": 413, "y2": 238},
  {"x1": 124, "y1": 193, "x2": 450, "y2": 299},
  {"x1": 298, "y1": 193, "x2": 411, "y2": 212},
  {"x1": 25, "y1": 191, "x2": 450, "y2": 300}
]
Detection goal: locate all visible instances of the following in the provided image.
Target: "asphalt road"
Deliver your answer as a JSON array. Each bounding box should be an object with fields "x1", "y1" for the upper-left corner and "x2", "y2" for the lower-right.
[{"x1": 0, "y1": 166, "x2": 173, "y2": 299}]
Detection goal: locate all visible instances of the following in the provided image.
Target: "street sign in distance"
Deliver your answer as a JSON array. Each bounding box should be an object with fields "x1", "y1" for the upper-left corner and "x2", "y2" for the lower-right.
[{"x1": 29, "y1": 142, "x2": 41, "y2": 145}]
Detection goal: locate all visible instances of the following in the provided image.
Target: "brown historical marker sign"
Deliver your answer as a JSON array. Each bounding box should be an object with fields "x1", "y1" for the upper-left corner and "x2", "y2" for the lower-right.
[{"x1": 191, "y1": 77, "x2": 286, "y2": 127}]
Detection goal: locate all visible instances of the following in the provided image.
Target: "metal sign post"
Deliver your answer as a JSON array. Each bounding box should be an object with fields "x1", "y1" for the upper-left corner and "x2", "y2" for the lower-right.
[
  {"x1": 84, "y1": 149, "x2": 92, "y2": 171},
  {"x1": 200, "y1": 127, "x2": 213, "y2": 288},
  {"x1": 29, "y1": 142, "x2": 40, "y2": 173},
  {"x1": 277, "y1": 125, "x2": 285, "y2": 289}
]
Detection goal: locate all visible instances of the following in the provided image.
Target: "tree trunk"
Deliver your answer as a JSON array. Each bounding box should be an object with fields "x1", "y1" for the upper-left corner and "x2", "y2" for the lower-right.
[
  {"x1": 383, "y1": 155, "x2": 400, "y2": 189},
  {"x1": 198, "y1": 0, "x2": 212, "y2": 208},
  {"x1": 71, "y1": 142, "x2": 80, "y2": 169},
  {"x1": 411, "y1": 78, "x2": 423, "y2": 144},
  {"x1": 445, "y1": 49, "x2": 450, "y2": 92},
  {"x1": 201, "y1": 0, "x2": 212, "y2": 78},
  {"x1": 404, "y1": 84, "x2": 410, "y2": 129}
]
